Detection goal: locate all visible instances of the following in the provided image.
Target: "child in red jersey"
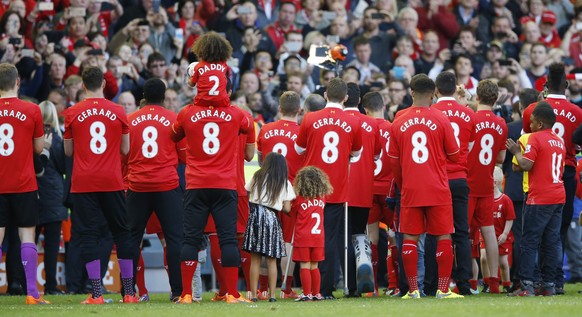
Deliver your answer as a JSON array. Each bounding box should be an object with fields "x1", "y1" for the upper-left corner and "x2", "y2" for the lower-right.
[
  {"x1": 186, "y1": 31, "x2": 232, "y2": 108},
  {"x1": 243, "y1": 153, "x2": 296, "y2": 302},
  {"x1": 479, "y1": 167, "x2": 515, "y2": 293},
  {"x1": 292, "y1": 166, "x2": 333, "y2": 301}
]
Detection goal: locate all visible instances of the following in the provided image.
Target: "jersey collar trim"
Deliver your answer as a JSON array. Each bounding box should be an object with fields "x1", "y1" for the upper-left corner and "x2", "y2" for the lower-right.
[
  {"x1": 436, "y1": 97, "x2": 456, "y2": 102},
  {"x1": 344, "y1": 108, "x2": 359, "y2": 112},
  {"x1": 326, "y1": 102, "x2": 343, "y2": 110},
  {"x1": 547, "y1": 94, "x2": 567, "y2": 100}
]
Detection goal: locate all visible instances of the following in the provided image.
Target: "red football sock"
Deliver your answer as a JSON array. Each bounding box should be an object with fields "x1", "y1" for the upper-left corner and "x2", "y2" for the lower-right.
[
  {"x1": 436, "y1": 239, "x2": 453, "y2": 293},
  {"x1": 282, "y1": 276, "x2": 294, "y2": 293},
  {"x1": 210, "y1": 235, "x2": 227, "y2": 295},
  {"x1": 136, "y1": 252, "x2": 148, "y2": 296},
  {"x1": 484, "y1": 277, "x2": 490, "y2": 286},
  {"x1": 223, "y1": 266, "x2": 240, "y2": 298},
  {"x1": 238, "y1": 237, "x2": 251, "y2": 291},
  {"x1": 402, "y1": 240, "x2": 418, "y2": 291},
  {"x1": 469, "y1": 279, "x2": 478, "y2": 290},
  {"x1": 311, "y1": 268, "x2": 321, "y2": 295},
  {"x1": 371, "y1": 243, "x2": 378, "y2": 293},
  {"x1": 489, "y1": 277, "x2": 500, "y2": 294},
  {"x1": 387, "y1": 245, "x2": 399, "y2": 289},
  {"x1": 502, "y1": 281, "x2": 511, "y2": 287},
  {"x1": 259, "y1": 274, "x2": 269, "y2": 292},
  {"x1": 180, "y1": 260, "x2": 197, "y2": 297},
  {"x1": 300, "y1": 268, "x2": 312, "y2": 295}
]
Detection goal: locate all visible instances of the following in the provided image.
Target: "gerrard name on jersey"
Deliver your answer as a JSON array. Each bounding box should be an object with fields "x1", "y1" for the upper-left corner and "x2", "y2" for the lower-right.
[
  {"x1": 553, "y1": 108, "x2": 577, "y2": 123},
  {"x1": 76, "y1": 108, "x2": 117, "y2": 122},
  {"x1": 300, "y1": 198, "x2": 325, "y2": 210},
  {"x1": 131, "y1": 113, "x2": 172, "y2": 127},
  {"x1": 440, "y1": 109, "x2": 472, "y2": 122},
  {"x1": 0, "y1": 109, "x2": 27, "y2": 121},
  {"x1": 312, "y1": 117, "x2": 352, "y2": 132},
  {"x1": 263, "y1": 128, "x2": 297, "y2": 141},
  {"x1": 475, "y1": 120, "x2": 504, "y2": 135},
  {"x1": 399, "y1": 117, "x2": 437, "y2": 132},
  {"x1": 190, "y1": 109, "x2": 232, "y2": 122}
]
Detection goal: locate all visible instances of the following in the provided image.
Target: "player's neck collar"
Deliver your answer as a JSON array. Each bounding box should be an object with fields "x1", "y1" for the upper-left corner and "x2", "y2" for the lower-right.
[
  {"x1": 436, "y1": 97, "x2": 456, "y2": 103},
  {"x1": 546, "y1": 94, "x2": 566, "y2": 100},
  {"x1": 344, "y1": 107, "x2": 359, "y2": 112},
  {"x1": 326, "y1": 102, "x2": 343, "y2": 109}
]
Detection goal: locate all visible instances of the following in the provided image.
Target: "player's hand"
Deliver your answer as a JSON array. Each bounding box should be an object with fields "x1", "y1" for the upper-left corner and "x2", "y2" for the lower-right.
[
  {"x1": 226, "y1": 5, "x2": 240, "y2": 21},
  {"x1": 43, "y1": 132, "x2": 53, "y2": 150},
  {"x1": 505, "y1": 138, "x2": 520, "y2": 155},
  {"x1": 437, "y1": 49, "x2": 451, "y2": 64},
  {"x1": 497, "y1": 233, "x2": 507, "y2": 245}
]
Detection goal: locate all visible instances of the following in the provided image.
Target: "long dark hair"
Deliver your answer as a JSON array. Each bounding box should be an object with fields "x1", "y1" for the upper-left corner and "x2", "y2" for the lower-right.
[{"x1": 250, "y1": 152, "x2": 288, "y2": 206}]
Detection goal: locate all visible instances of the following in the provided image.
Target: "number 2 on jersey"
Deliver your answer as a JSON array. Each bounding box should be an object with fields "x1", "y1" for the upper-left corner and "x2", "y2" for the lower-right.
[
  {"x1": 311, "y1": 212, "x2": 322, "y2": 234},
  {"x1": 209, "y1": 75, "x2": 220, "y2": 96},
  {"x1": 0, "y1": 123, "x2": 14, "y2": 156}
]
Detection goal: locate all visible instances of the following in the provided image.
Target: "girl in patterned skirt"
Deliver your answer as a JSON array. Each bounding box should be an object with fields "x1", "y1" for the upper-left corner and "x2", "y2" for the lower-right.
[{"x1": 243, "y1": 152, "x2": 296, "y2": 302}]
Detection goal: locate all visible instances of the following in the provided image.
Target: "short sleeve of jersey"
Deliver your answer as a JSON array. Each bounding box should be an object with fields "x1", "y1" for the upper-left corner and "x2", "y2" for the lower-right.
[
  {"x1": 442, "y1": 116, "x2": 460, "y2": 155},
  {"x1": 523, "y1": 134, "x2": 538, "y2": 163},
  {"x1": 172, "y1": 107, "x2": 186, "y2": 140},
  {"x1": 387, "y1": 124, "x2": 400, "y2": 159},
  {"x1": 63, "y1": 109, "x2": 73, "y2": 139},
  {"x1": 295, "y1": 114, "x2": 309, "y2": 149},
  {"x1": 238, "y1": 110, "x2": 252, "y2": 135},
  {"x1": 246, "y1": 114, "x2": 256, "y2": 144},
  {"x1": 32, "y1": 106, "x2": 44, "y2": 139},
  {"x1": 119, "y1": 110, "x2": 129, "y2": 134},
  {"x1": 504, "y1": 195, "x2": 516, "y2": 220}
]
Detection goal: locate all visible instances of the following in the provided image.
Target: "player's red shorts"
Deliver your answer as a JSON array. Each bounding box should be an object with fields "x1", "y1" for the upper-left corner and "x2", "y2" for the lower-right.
[
  {"x1": 292, "y1": 247, "x2": 324, "y2": 262},
  {"x1": 145, "y1": 212, "x2": 162, "y2": 234},
  {"x1": 399, "y1": 205, "x2": 454, "y2": 235},
  {"x1": 468, "y1": 196, "x2": 494, "y2": 227},
  {"x1": 479, "y1": 233, "x2": 513, "y2": 256},
  {"x1": 280, "y1": 200, "x2": 297, "y2": 243},
  {"x1": 368, "y1": 195, "x2": 393, "y2": 225},
  {"x1": 237, "y1": 195, "x2": 249, "y2": 234}
]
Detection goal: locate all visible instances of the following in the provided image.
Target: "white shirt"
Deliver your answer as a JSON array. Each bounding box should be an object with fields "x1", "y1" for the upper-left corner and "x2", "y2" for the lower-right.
[{"x1": 246, "y1": 179, "x2": 296, "y2": 211}]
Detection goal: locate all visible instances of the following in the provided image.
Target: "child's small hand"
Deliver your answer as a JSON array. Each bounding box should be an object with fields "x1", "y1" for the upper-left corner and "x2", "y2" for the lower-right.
[{"x1": 497, "y1": 233, "x2": 507, "y2": 245}]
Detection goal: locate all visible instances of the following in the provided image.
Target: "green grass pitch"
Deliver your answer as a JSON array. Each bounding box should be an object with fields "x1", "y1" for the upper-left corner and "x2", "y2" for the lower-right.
[{"x1": 1, "y1": 287, "x2": 581, "y2": 317}]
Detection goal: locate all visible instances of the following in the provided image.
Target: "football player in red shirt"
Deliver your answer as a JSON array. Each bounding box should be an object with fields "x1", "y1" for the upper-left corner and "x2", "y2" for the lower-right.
[
  {"x1": 344, "y1": 83, "x2": 381, "y2": 296},
  {"x1": 388, "y1": 74, "x2": 462, "y2": 299},
  {"x1": 362, "y1": 92, "x2": 398, "y2": 296},
  {"x1": 295, "y1": 78, "x2": 363, "y2": 299},
  {"x1": 125, "y1": 78, "x2": 186, "y2": 302},
  {"x1": 293, "y1": 166, "x2": 334, "y2": 301},
  {"x1": 507, "y1": 102, "x2": 566, "y2": 296},
  {"x1": 466, "y1": 79, "x2": 508, "y2": 294},
  {"x1": 171, "y1": 65, "x2": 253, "y2": 303},
  {"x1": 427, "y1": 72, "x2": 475, "y2": 295},
  {"x1": 0, "y1": 63, "x2": 49, "y2": 305},
  {"x1": 478, "y1": 167, "x2": 515, "y2": 293},
  {"x1": 522, "y1": 63, "x2": 582, "y2": 293},
  {"x1": 63, "y1": 67, "x2": 137, "y2": 304},
  {"x1": 257, "y1": 91, "x2": 303, "y2": 298}
]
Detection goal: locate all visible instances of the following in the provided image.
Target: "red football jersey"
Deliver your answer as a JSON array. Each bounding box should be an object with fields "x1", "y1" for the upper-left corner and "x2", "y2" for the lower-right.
[
  {"x1": 373, "y1": 118, "x2": 394, "y2": 196},
  {"x1": 522, "y1": 95, "x2": 582, "y2": 167},
  {"x1": 467, "y1": 110, "x2": 508, "y2": 197},
  {"x1": 345, "y1": 108, "x2": 381, "y2": 208},
  {"x1": 293, "y1": 196, "x2": 325, "y2": 248},
  {"x1": 493, "y1": 193, "x2": 515, "y2": 240},
  {"x1": 237, "y1": 111, "x2": 256, "y2": 196},
  {"x1": 189, "y1": 61, "x2": 230, "y2": 108},
  {"x1": 295, "y1": 104, "x2": 362, "y2": 203},
  {"x1": 0, "y1": 97, "x2": 44, "y2": 193},
  {"x1": 388, "y1": 106, "x2": 459, "y2": 207},
  {"x1": 127, "y1": 105, "x2": 183, "y2": 192},
  {"x1": 257, "y1": 119, "x2": 303, "y2": 182},
  {"x1": 524, "y1": 129, "x2": 566, "y2": 205},
  {"x1": 171, "y1": 104, "x2": 252, "y2": 190},
  {"x1": 63, "y1": 98, "x2": 128, "y2": 193},
  {"x1": 431, "y1": 97, "x2": 476, "y2": 179}
]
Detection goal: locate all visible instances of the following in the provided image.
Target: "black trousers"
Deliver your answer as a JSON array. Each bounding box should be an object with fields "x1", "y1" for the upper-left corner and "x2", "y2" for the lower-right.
[
  {"x1": 556, "y1": 165, "x2": 577, "y2": 287},
  {"x1": 181, "y1": 189, "x2": 239, "y2": 267},
  {"x1": 36, "y1": 221, "x2": 62, "y2": 291},
  {"x1": 66, "y1": 204, "x2": 113, "y2": 293},
  {"x1": 510, "y1": 200, "x2": 524, "y2": 283},
  {"x1": 343, "y1": 206, "x2": 370, "y2": 293},
  {"x1": 72, "y1": 191, "x2": 133, "y2": 262},
  {"x1": 126, "y1": 188, "x2": 184, "y2": 297},
  {"x1": 424, "y1": 179, "x2": 472, "y2": 295},
  {"x1": 319, "y1": 203, "x2": 344, "y2": 296}
]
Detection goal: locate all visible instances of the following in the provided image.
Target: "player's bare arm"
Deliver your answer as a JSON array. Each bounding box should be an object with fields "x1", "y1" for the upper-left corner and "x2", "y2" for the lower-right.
[
  {"x1": 121, "y1": 133, "x2": 129, "y2": 155},
  {"x1": 496, "y1": 150, "x2": 506, "y2": 165},
  {"x1": 506, "y1": 139, "x2": 533, "y2": 171},
  {"x1": 245, "y1": 144, "x2": 255, "y2": 162},
  {"x1": 64, "y1": 139, "x2": 74, "y2": 157},
  {"x1": 33, "y1": 136, "x2": 44, "y2": 155}
]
